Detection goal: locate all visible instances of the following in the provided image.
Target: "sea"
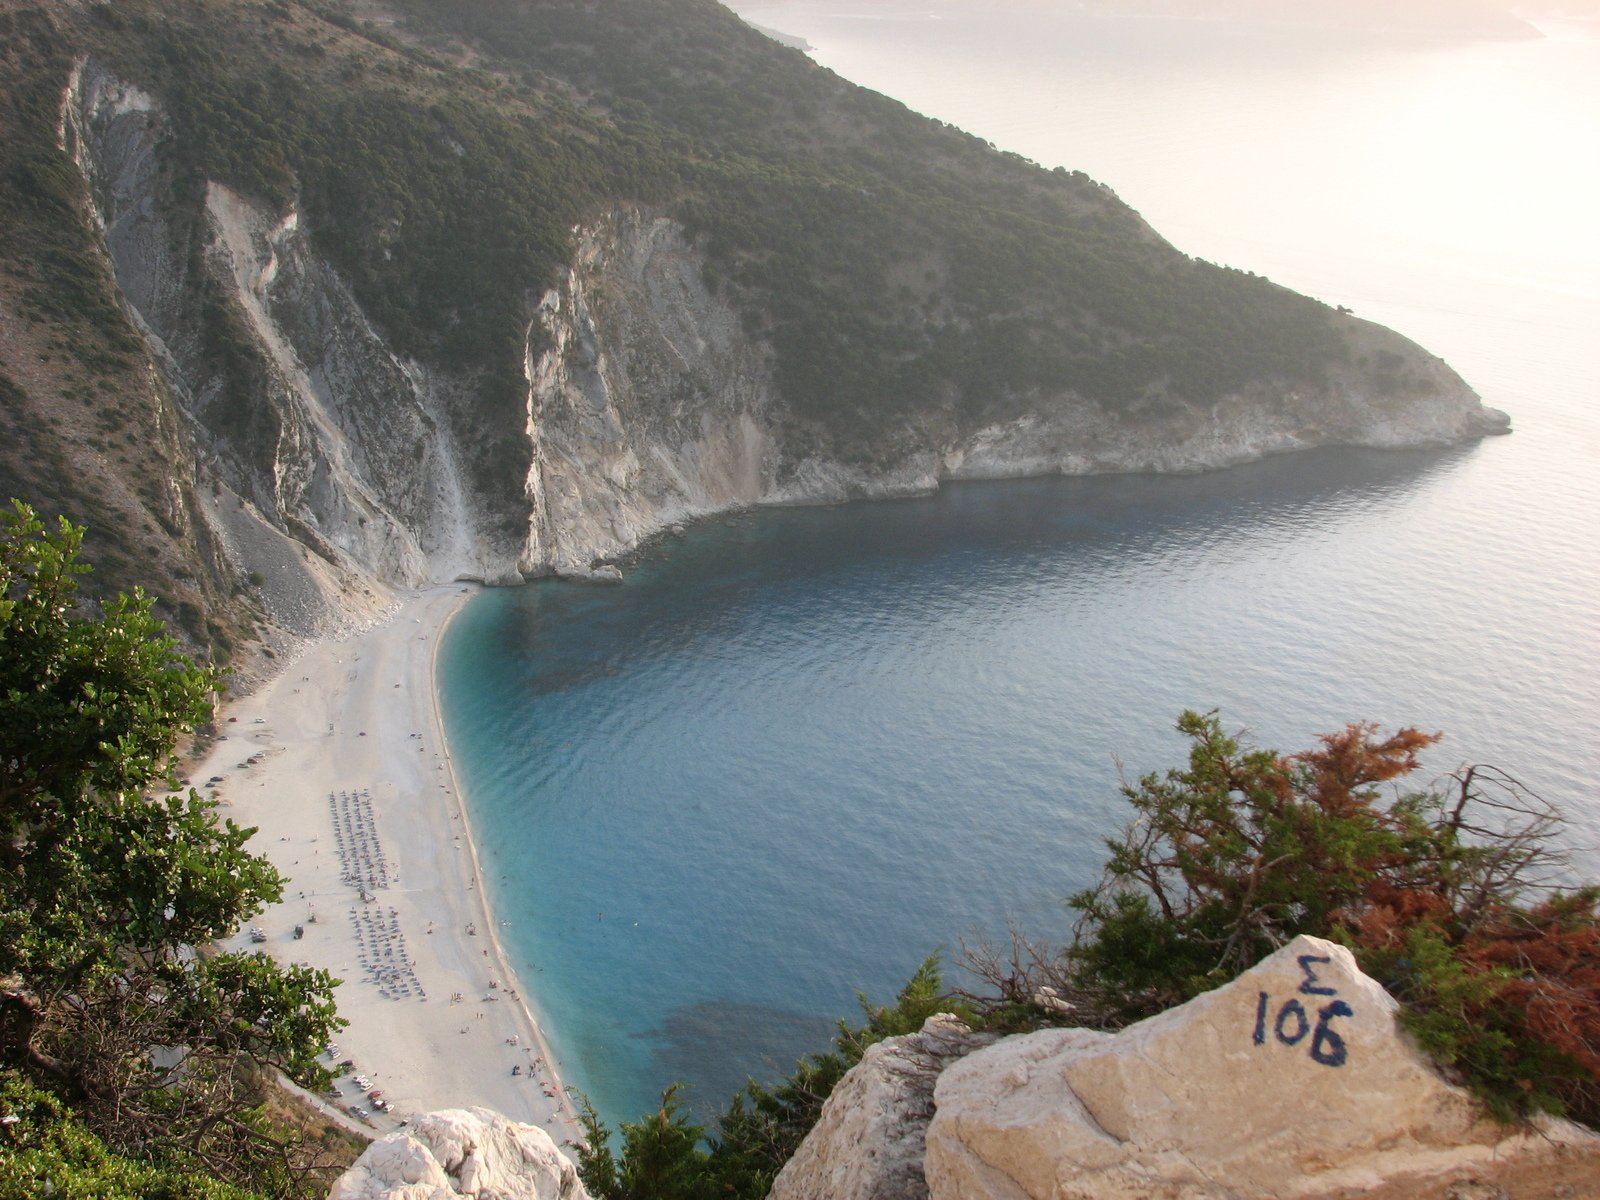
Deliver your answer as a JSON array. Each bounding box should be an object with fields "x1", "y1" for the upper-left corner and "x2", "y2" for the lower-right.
[{"x1": 437, "y1": 4, "x2": 1600, "y2": 1130}]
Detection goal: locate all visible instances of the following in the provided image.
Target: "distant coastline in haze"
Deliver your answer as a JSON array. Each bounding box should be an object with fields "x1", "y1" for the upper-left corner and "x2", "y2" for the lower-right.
[
  {"x1": 744, "y1": 18, "x2": 813, "y2": 50},
  {"x1": 737, "y1": 0, "x2": 1551, "y2": 45},
  {"x1": 1067, "y1": 0, "x2": 1542, "y2": 41}
]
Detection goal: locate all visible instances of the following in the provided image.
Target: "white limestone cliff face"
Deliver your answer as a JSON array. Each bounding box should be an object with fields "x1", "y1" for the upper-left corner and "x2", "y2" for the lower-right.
[
  {"x1": 518, "y1": 214, "x2": 781, "y2": 578},
  {"x1": 920, "y1": 935, "x2": 1596, "y2": 1200},
  {"x1": 520, "y1": 221, "x2": 1506, "y2": 566},
  {"x1": 62, "y1": 58, "x2": 1508, "y2": 639},
  {"x1": 329, "y1": 1108, "x2": 588, "y2": 1200},
  {"x1": 63, "y1": 60, "x2": 486, "y2": 633},
  {"x1": 940, "y1": 327, "x2": 1507, "y2": 483}
]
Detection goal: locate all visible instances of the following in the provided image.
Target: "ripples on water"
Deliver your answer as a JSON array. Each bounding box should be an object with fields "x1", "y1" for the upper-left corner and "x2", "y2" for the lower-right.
[
  {"x1": 440, "y1": 11, "x2": 1600, "y2": 1127},
  {"x1": 442, "y1": 448, "x2": 1598, "y2": 1126}
]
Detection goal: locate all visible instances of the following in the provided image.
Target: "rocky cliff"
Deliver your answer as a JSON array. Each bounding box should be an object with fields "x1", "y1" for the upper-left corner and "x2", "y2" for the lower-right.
[
  {"x1": 63, "y1": 56, "x2": 790, "y2": 609},
  {"x1": 0, "y1": 0, "x2": 1509, "y2": 669},
  {"x1": 63, "y1": 57, "x2": 506, "y2": 634},
  {"x1": 60, "y1": 55, "x2": 1506, "y2": 625},
  {"x1": 330, "y1": 1108, "x2": 588, "y2": 1200}
]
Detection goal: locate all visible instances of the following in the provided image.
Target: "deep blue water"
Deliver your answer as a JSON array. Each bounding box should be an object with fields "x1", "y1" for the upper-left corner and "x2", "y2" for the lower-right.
[
  {"x1": 438, "y1": 12, "x2": 1600, "y2": 1131},
  {"x1": 440, "y1": 446, "x2": 1598, "y2": 1128}
]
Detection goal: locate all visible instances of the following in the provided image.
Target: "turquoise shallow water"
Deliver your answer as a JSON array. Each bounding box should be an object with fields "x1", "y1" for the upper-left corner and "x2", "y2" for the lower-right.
[
  {"x1": 438, "y1": 13, "x2": 1600, "y2": 1131},
  {"x1": 439, "y1": 444, "x2": 1599, "y2": 1127}
]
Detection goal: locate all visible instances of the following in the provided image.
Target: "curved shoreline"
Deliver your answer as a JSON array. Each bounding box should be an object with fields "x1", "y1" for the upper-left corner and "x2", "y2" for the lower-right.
[
  {"x1": 426, "y1": 590, "x2": 580, "y2": 1135},
  {"x1": 202, "y1": 586, "x2": 581, "y2": 1147}
]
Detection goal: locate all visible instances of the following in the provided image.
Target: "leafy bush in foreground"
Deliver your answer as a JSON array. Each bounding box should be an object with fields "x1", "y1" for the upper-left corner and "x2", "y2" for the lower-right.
[
  {"x1": 0, "y1": 1070, "x2": 260, "y2": 1200},
  {"x1": 968, "y1": 711, "x2": 1600, "y2": 1125},
  {"x1": 573, "y1": 957, "x2": 958, "y2": 1200},
  {"x1": 0, "y1": 501, "x2": 346, "y2": 1197}
]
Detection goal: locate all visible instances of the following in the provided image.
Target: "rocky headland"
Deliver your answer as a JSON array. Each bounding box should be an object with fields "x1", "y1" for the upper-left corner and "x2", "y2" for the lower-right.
[{"x1": 0, "y1": 0, "x2": 1509, "y2": 675}]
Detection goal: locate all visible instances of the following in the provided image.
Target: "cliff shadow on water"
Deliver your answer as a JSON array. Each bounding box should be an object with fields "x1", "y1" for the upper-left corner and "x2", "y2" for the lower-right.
[
  {"x1": 470, "y1": 442, "x2": 1477, "y2": 701},
  {"x1": 643, "y1": 1001, "x2": 838, "y2": 1125}
]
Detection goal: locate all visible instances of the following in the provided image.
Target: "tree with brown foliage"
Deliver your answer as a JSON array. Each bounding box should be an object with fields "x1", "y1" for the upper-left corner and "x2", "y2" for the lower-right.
[{"x1": 964, "y1": 711, "x2": 1599, "y2": 1126}]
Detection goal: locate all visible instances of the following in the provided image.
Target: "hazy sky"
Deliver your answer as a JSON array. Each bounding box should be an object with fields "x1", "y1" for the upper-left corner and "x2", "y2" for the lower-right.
[{"x1": 732, "y1": 0, "x2": 1600, "y2": 38}]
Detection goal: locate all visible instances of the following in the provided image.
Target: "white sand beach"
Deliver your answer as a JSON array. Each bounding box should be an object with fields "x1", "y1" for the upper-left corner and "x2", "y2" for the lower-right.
[{"x1": 196, "y1": 587, "x2": 582, "y2": 1146}]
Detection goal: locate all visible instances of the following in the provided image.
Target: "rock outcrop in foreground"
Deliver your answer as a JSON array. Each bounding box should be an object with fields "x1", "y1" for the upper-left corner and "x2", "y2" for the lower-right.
[
  {"x1": 769, "y1": 1013, "x2": 999, "y2": 1200},
  {"x1": 334, "y1": 939, "x2": 1599, "y2": 1200},
  {"x1": 786, "y1": 936, "x2": 1599, "y2": 1200},
  {"x1": 329, "y1": 1108, "x2": 588, "y2": 1200}
]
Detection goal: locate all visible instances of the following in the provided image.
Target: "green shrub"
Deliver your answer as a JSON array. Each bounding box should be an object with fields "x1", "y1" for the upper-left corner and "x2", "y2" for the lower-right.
[
  {"x1": 970, "y1": 711, "x2": 1600, "y2": 1126},
  {"x1": 0, "y1": 1071, "x2": 260, "y2": 1200}
]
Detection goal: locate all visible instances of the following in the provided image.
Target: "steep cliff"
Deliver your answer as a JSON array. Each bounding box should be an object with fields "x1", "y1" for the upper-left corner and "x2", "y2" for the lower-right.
[
  {"x1": 66, "y1": 56, "x2": 512, "y2": 618},
  {"x1": 519, "y1": 212, "x2": 782, "y2": 578},
  {"x1": 69, "y1": 62, "x2": 1504, "y2": 593},
  {"x1": 0, "y1": 0, "x2": 1509, "y2": 670}
]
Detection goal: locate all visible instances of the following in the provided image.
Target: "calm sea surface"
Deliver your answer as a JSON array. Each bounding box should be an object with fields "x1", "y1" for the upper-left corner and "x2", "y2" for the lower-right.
[{"x1": 440, "y1": 7, "x2": 1600, "y2": 1128}]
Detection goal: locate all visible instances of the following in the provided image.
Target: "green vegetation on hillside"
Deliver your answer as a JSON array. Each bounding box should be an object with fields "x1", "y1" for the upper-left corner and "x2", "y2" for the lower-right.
[
  {"x1": 0, "y1": 501, "x2": 346, "y2": 1197},
  {"x1": 380, "y1": 0, "x2": 1353, "y2": 449},
  {"x1": 10, "y1": 0, "x2": 1357, "y2": 475},
  {"x1": 0, "y1": 0, "x2": 1436, "y2": 651},
  {"x1": 0, "y1": 10, "x2": 145, "y2": 377},
  {"x1": 0, "y1": 7, "x2": 262, "y2": 659}
]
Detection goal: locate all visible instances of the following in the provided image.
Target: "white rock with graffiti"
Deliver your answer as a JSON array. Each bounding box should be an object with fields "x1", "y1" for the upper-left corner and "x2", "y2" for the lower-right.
[{"x1": 922, "y1": 934, "x2": 1595, "y2": 1199}]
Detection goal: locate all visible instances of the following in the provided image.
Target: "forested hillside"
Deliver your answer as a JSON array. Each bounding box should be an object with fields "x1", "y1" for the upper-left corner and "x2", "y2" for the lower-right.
[{"x1": 0, "y1": 0, "x2": 1500, "y2": 666}]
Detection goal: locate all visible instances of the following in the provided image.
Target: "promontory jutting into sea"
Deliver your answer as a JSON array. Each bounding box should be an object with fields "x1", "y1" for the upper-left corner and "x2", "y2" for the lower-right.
[
  {"x1": 1, "y1": 0, "x2": 1596, "y2": 1196},
  {"x1": 443, "y1": 1, "x2": 1600, "y2": 1127}
]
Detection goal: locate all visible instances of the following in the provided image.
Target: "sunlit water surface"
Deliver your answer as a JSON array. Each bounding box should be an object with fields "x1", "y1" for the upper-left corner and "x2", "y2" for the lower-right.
[{"x1": 441, "y1": 8, "x2": 1600, "y2": 1127}]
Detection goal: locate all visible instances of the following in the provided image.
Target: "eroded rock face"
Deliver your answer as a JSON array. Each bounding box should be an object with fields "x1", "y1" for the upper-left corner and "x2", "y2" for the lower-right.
[
  {"x1": 521, "y1": 213, "x2": 782, "y2": 578},
  {"x1": 58, "y1": 56, "x2": 1510, "y2": 657},
  {"x1": 923, "y1": 935, "x2": 1596, "y2": 1200},
  {"x1": 768, "y1": 1014, "x2": 998, "y2": 1200},
  {"x1": 329, "y1": 1107, "x2": 588, "y2": 1200}
]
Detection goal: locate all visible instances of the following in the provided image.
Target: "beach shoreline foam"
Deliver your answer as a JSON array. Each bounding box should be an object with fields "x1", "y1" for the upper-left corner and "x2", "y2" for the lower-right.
[{"x1": 198, "y1": 586, "x2": 581, "y2": 1147}]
